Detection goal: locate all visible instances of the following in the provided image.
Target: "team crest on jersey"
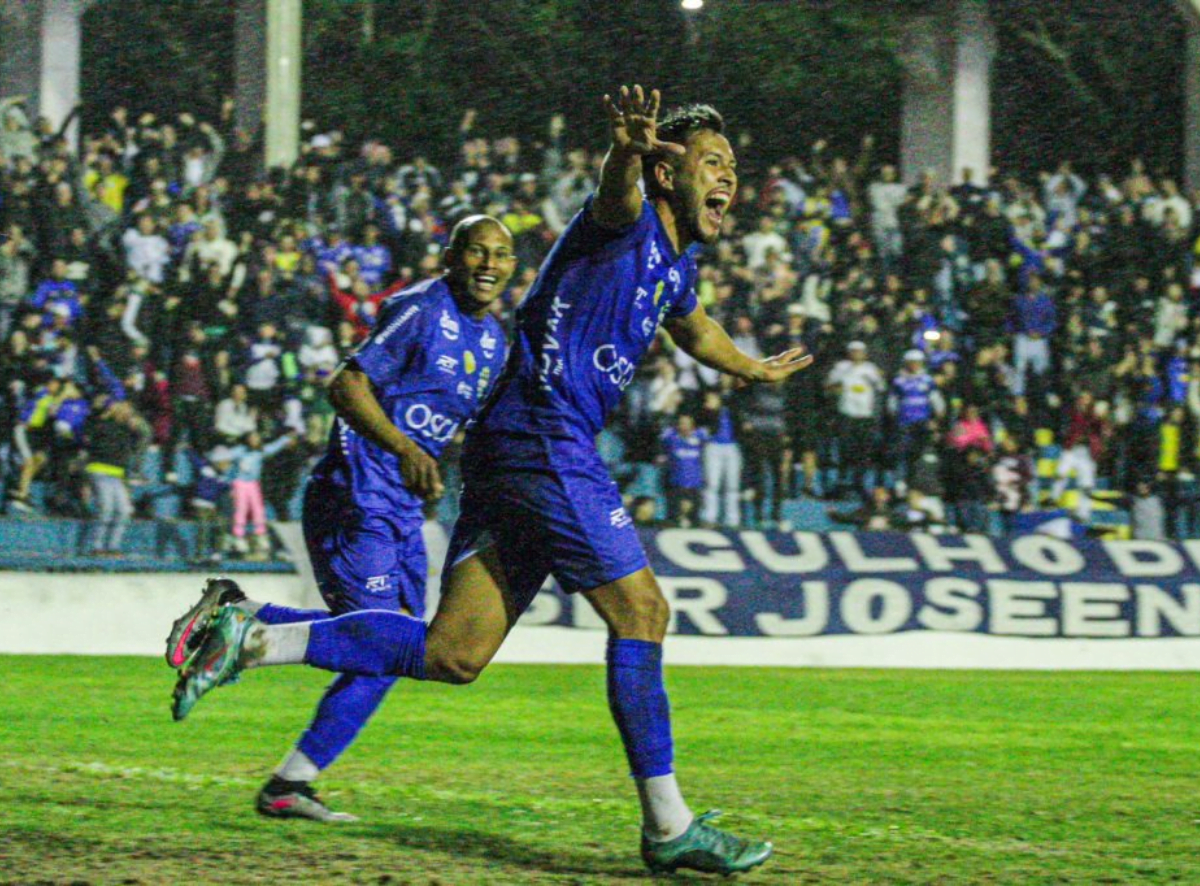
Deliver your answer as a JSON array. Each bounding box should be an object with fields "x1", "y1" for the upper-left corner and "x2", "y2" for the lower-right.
[
  {"x1": 480, "y1": 329, "x2": 497, "y2": 359},
  {"x1": 436, "y1": 354, "x2": 458, "y2": 375},
  {"x1": 463, "y1": 350, "x2": 477, "y2": 374},
  {"x1": 439, "y1": 310, "x2": 460, "y2": 341}
]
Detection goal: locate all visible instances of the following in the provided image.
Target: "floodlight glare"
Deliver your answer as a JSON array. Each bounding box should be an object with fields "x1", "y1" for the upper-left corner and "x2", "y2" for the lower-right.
[{"x1": 681, "y1": 0, "x2": 703, "y2": 10}]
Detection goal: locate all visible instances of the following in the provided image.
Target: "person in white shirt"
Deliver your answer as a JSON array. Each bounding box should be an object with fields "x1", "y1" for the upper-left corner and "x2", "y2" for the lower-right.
[
  {"x1": 740, "y1": 215, "x2": 788, "y2": 271},
  {"x1": 826, "y1": 341, "x2": 885, "y2": 498},
  {"x1": 180, "y1": 218, "x2": 238, "y2": 282},
  {"x1": 121, "y1": 214, "x2": 171, "y2": 283},
  {"x1": 867, "y1": 165, "x2": 908, "y2": 265},
  {"x1": 214, "y1": 383, "x2": 259, "y2": 443}
]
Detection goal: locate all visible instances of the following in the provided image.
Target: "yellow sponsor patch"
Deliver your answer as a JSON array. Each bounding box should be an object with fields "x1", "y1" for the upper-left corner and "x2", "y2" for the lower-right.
[{"x1": 464, "y1": 350, "x2": 477, "y2": 374}]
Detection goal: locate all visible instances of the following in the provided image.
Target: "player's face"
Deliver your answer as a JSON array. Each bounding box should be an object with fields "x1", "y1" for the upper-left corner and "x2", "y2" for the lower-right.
[
  {"x1": 445, "y1": 224, "x2": 517, "y2": 310},
  {"x1": 675, "y1": 130, "x2": 737, "y2": 246}
]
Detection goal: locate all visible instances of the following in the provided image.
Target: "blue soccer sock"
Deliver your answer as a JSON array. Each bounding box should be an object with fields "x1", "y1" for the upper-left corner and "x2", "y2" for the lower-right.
[
  {"x1": 253, "y1": 603, "x2": 332, "y2": 625},
  {"x1": 303, "y1": 610, "x2": 427, "y2": 679},
  {"x1": 606, "y1": 637, "x2": 674, "y2": 778},
  {"x1": 295, "y1": 673, "x2": 397, "y2": 771}
]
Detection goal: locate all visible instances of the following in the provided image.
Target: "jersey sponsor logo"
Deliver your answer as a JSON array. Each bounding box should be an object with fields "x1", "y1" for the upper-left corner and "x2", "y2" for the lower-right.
[
  {"x1": 477, "y1": 365, "x2": 492, "y2": 399},
  {"x1": 538, "y1": 296, "x2": 573, "y2": 392},
  {"x1": 373, "y1": 303, "x2": 420, "y2": 345},
  {"x1": 635, "y1": 286, "x2": 650, "y2": 307},
  {"x1": 436, "y1": 354, "x2": 459, "y2": 375},
  {"x1": 456, "y1": 381, "x2": 474, "y2": 400},
  {"x1": 365, "y1": 575, "x2": 389, "y2": 592},
  {"x1": 647, "y1": 240, "x2": 663, "y2": 270},
  {"x1": 609, "y1": 506, "x2": 633, "y2": 529},
  {"x1": 439, "y1": 309, "x2": 460, "y2": 341},
  {"x1": 404, "y1": 403, "x2": 460, "y2": 443},
  {"x1": 480, "y1": 329, "x2": 498, "y2": 359},
  {"x1": 668, "y1": 267, "x2": 681, "y2": 293},
  {"x1": 593, "y1": 344, "x2": 635, "y2": 390},
  {"x1": 463, "y1": 350, "x2": 477, "y2": 374},
  {"x1": 642, "y1": 316, "x2": 657, "y2": 338}
]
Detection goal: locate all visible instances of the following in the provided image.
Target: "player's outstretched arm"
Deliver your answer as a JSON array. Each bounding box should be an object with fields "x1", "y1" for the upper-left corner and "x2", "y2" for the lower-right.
[
  {"x1": 665, "y1": 303, "x2": 813, "y2": 384},
  {"x1": 327, "y1": 362, "x2": 444, "y2": 500},
  {"x1": 592, "y1": 84, "x2": 685, "y2": 230}
]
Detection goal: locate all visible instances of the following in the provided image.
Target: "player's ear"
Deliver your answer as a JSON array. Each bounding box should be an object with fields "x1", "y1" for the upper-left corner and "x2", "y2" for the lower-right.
[{"x1": 653, "y1": 158, "x2": 675, "y2": 194}]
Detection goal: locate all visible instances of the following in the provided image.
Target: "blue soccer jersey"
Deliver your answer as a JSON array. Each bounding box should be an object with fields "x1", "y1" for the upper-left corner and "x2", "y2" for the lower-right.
[
  {"x1": 311, "y1": 277, "x2": 507, "y2": 523},
  {"x1": 447, "y1": 199, "x2": 700, "y2": 606},
  {"x1": 472, "y1": 197, "x2": 699, "y2": 444}
]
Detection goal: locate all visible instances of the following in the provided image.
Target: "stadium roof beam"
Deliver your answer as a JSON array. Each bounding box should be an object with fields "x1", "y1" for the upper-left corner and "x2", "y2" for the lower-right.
[
  {"x1": 898, "y1": 0, "x2": 995, "y2": 186},
  {"x1": 235, "y1": 0, "x2": 302, "y2": 171},
  {"x1": 0, "y1": 0, "x2": 92, "y2": 149},
  {"x1": 1180, "y1": 0, "x2": 1200, "y2": 192},
  {"x1": 0, "y1": 0, "x2": 301, "y2": 170}
]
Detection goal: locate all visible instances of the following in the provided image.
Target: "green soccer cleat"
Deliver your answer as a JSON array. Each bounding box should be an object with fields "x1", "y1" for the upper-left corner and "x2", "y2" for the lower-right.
[
  {"x1": 641, "y1": 810, "x2": 773, "y2": 876},
  {"x1": 171, "y1": 606, "x2": 257, "y2": 722},
  {"x1": 165, "y1": 577, "x2": 247, "y2": 668}
]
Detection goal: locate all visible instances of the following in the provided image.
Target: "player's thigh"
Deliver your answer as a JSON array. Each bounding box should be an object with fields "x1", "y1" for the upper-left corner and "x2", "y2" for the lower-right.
[
  {"x1": 424, "y1": 545, "x2": 522, "y2": 682},
  {"x1": 582, "y1": 566, "x2": 669, "y2": 642}
]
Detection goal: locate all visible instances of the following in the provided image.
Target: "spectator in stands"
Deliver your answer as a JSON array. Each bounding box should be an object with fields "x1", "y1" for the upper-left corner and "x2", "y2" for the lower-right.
[
  {"x1": 826, "y1": 340, "x2": 884, "y2": 499},
  {"x1": 698, "y1": 388, "x2": 741, "y2": 528},
  {"x1": 83, "y1": 398, "x2": 145, "y2": 555},
  {"x1": 225, "y1": 431, "x2": 294, "y2": 556},
  {"x1": 887, "y1": 350, "x2": 944, "y2": 494},
  {"x1": 214, "y1": 383, "x2": 257, "y2": 444},
  {"x1": 1052, "y1": 392, "x2": 1111, "y2": 522}
]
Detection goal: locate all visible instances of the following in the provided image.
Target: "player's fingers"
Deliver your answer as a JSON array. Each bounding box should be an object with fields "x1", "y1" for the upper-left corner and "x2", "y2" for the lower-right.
[
  {"x1": 649, "y1": 89, "x2": 661, "y2": 119},
  {"x1": 653, "y1": 138, "x2": 687, "y2": 156},
  {"x1": 603, "y1": 94, "x2": 621, "y2": 122},
  {"x1": 618, "y1": 84, "x2": 631, "y2": 114},
  {"x1": 633, "y1": 84, "x2": 645, "y2": 111}
]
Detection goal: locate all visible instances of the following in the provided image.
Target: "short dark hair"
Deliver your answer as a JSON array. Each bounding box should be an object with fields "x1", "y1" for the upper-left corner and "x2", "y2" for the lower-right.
[{"x1": 642, "y1": 104, "x2": 725, "y2": 198}]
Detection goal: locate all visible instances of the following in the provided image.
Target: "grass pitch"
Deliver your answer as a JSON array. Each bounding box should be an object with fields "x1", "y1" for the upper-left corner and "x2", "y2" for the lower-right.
[{"x1": 1, "y1": 656, "x2": 1197, "y2": 885}]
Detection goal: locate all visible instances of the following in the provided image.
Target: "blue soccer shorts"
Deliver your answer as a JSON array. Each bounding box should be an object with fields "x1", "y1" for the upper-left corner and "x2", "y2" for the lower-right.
[
  {"x1": 302, "y1": 480, "x2": 428, "y2": 618},
  {"x1": 445, "y1": 434, "x2": 648, "y2": 614}
]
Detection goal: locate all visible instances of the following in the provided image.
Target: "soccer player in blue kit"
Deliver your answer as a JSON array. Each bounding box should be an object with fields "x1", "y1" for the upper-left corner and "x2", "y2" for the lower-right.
[
  {"x1": 166, "y1": 214, "x2": 514, "y2": 821},
  {"x1": 172, "y1": 86, "x2": 812, "y2": 875}
]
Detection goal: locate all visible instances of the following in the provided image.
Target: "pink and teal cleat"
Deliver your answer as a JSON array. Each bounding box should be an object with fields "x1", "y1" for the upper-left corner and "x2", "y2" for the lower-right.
[
  {"x1": 171, "y1": 605, "x2": 257, "y2": 721},
  {"x1": 165, "y1": 577, "x2": 246, "y2": 668}
]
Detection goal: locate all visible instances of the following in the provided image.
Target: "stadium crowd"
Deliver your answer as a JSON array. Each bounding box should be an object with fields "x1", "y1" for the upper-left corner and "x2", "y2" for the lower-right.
[{"x1": 2, "y1": 93, "x2": 1200, "y2": 555}]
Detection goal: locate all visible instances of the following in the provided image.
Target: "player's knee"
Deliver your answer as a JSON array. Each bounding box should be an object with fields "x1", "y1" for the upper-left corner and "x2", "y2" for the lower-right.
[{"x1": 619, "y1": 587, "x2": 670, "y2": 640}]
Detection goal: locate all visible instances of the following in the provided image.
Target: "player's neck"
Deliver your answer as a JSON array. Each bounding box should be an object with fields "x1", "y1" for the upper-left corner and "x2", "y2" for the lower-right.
[{"x1": 652, "y1": 198, "x2": 692, "y2": 256}]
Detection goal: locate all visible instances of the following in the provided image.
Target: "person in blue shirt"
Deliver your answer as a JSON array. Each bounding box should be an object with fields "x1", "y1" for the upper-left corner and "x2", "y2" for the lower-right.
[
  {"x1": 353, "y1": 223, "x2": 392, "y2": 289},
  {"x1": 165, "y1": 214, "x2": 514, "y2": 821},
  {"x1": 173, "y1": 87, "x2": 809, "y2": 876},
  {"x1": 658, "y1": 413, "x2": 706, "y2": 526},
  {"x1": 887, "y1": 350, "x2": 945, "y2": 492}
]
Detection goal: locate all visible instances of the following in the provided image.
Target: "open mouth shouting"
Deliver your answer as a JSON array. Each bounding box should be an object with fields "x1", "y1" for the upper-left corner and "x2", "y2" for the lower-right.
[{"x1": 704, "y1": 190, "x2": 732, "y2": 229}]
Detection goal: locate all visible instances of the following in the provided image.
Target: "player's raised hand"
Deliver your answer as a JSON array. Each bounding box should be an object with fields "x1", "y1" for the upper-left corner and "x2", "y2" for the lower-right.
[
  {"x1": 752, "y1": 347, "x2": 814, "y2": 384},
  {"x1": 602, "y1": 85, "x2": 685, "y2": 157},
  {"x1": 399, "y1": 446, "x2": 445, "y2": 502}
]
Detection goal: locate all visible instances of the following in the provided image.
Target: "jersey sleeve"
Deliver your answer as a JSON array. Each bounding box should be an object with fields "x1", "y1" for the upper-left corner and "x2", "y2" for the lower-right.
[
  {"x1": 565, "y1": 196, "x2": 656, "y2": 257},
  {"x1": 350, "y1": 294, "x2": 430, "y2": 388},
  {"x1": 665, "y1": 276, "x2": 700, "y2": 320}
]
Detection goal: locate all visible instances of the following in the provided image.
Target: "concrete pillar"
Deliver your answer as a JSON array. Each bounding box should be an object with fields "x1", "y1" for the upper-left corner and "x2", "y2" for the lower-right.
[
  {"x1": 0, "y1": 0, "x2": 86, "y2": 150},
  {"x1": 234, "y1": 0, "x2": 267, "y2": 140},
  {"x1": 265, "y1": 0, "x2": 301, "y2": 170},
  {"x1": 1184, "y1": 6, "x2": 1200, "y2": 194},
  {"x1": 900, "y1": 0, "x2": 995, "y2": 187},
  {"x1": 235, "y1": 0, "x2": 301, "y2": 172}
]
